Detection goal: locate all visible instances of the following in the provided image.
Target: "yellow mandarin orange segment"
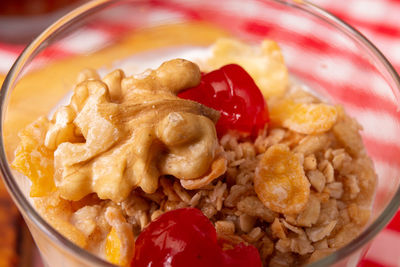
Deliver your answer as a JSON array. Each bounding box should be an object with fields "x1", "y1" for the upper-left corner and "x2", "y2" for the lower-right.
[
  {"x1": 255, "y1": 144, "x2": 310, "y2": 214},
  {"x1": 11, "y1": 117, "x2": 55, "y2": 197},
  {"x1": 106, "y1": 227, "x2": 125, "y2": 266},
  {"x1": 270, "y1": 99, "x2": 337, "y2": 134}
]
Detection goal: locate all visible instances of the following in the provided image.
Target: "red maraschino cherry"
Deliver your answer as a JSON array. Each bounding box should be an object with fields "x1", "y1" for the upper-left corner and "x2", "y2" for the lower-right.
[
  {"x1": 132, "y1": 207, "x2": 262, "y2": 267},
  {"x1": 178, "y1": 64, "x2": 269, "y2": 137}
]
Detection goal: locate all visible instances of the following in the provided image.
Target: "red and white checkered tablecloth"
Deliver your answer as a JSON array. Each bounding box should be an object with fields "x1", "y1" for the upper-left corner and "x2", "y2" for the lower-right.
[
  {"x1": 1, "y1": 0, "x2": 400, "y2": 266},
  {"x1": 314, "y1": 2, "x2": 400, "y2": 267}
]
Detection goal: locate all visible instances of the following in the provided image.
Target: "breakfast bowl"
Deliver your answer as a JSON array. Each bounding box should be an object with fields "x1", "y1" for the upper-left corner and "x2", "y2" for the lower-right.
[{"x1": 1, "y1": 0, "x2": 400, "y2": 266}]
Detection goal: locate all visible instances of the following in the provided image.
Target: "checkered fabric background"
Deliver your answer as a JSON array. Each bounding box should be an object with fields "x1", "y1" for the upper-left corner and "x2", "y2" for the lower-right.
[
  {"x1": 1, "y1": 0, "x2": 399, "y2": 266},
  {"x1": 312, "y1": 3, "x2": 400, "y2": 267}
]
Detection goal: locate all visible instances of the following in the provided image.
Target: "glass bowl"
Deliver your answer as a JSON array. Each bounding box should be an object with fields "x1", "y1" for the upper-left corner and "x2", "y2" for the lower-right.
[{"x1": 1, "y1": 0, "x2": 400, "y2": 266}]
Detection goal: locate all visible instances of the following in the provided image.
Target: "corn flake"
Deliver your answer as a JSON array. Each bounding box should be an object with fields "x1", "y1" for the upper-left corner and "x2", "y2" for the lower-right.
[
  {"x1": 255, "y1": 144, "x2": 310, "y2": 214},
  {"x1": 207, "y1": 38, "x2": 289, "y2": 98},
  {"x1": 270, "y1": 99, "x2": 338, "y2": 134}
]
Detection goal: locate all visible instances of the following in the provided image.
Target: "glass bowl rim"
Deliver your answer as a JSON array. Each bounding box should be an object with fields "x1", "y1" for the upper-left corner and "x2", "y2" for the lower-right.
[{"x1": 1, "y1": 0, "x2": 399, "y2": 266}]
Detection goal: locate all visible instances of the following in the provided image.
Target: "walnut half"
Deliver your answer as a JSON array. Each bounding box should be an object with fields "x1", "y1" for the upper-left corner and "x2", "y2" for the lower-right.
[{"x1": 47, "y1": 59, "x2": 223, "y2": 202}]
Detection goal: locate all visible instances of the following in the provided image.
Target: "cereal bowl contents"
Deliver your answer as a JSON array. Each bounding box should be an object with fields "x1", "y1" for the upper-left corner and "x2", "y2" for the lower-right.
[{"x1": 11, "y1": 38, "x2": 377, "y2": 266}]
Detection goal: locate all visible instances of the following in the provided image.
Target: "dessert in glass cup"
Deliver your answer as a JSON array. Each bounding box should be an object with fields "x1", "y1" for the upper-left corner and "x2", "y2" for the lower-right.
[{"x1": 11, "y1": 38, "x2": 377, "y2": 266}]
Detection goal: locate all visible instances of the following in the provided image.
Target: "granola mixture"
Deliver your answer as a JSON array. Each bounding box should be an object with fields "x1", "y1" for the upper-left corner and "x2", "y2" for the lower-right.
[{"x1": 11, "y1": 38, "x2": 376, "y2": 266}]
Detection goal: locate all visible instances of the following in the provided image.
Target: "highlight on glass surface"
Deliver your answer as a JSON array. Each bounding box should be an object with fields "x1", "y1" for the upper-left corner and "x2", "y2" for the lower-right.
[{"x1": 1, "y1": 0, "x2": 400, "y2": 266}]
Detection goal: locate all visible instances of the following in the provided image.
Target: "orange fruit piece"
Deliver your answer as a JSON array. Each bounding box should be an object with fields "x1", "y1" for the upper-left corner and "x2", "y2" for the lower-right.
[
  {"x1": 255, "y1": 144, "x2": 310, "y2": 214},
  {"x1": 106, "y1": 227, "x2": 128, "y2": 266},
  {"x1": 270, "y1": 99, "x2": 337, "y2": 134},
  {"x1": 11, "y1": 117, "x2": 56, "y2": 197}
]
